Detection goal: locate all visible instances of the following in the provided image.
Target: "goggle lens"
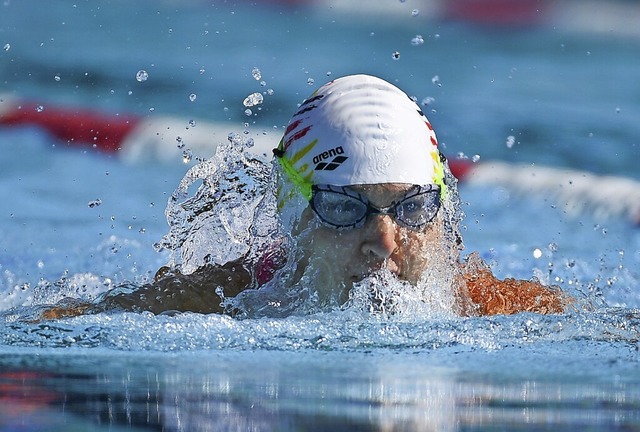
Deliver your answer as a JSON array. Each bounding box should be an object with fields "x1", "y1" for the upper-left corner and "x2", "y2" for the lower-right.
[{"x1": 310, "y1": 185, "x2": 441, "y2": 230}]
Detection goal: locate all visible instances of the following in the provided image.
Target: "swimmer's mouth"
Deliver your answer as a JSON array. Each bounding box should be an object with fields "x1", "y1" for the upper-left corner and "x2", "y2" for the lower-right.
[{"x1": 351, "y1": 260, "x2": 401, "y2": 282}]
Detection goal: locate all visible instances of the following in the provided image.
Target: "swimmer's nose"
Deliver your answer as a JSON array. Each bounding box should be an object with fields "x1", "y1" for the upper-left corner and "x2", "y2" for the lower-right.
[{"x1": 360, "y1": 215, "x2": 398, "y2": 259}]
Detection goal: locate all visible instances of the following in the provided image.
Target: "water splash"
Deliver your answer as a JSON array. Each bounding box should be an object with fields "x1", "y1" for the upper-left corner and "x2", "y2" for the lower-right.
[
  {"x1": 3, "y1": 305, "x2": 639, "y2": 354},
  {"x1": 155, "y1": 133, "x2": 274, "y2": 275},
  {"x1": 344, "y1": 270, "x2": 457, "y2": 320}
]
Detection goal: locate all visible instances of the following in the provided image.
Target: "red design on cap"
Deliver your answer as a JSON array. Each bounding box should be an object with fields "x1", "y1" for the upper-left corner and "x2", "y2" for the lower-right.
[{"x1": 284, "y1": 125, "x2": 312, "y2": 151}]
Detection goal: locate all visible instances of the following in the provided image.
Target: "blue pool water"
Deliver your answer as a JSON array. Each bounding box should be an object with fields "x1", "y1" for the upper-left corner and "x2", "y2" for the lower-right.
[{"x1": 2, "y1": 1, "x2": 640, "y2": 430}]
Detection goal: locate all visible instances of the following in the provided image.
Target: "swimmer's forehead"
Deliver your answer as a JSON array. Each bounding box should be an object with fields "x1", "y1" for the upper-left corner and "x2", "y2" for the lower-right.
[{"x1": 349, "y1": 183, "x2": 415, "y2": 194}]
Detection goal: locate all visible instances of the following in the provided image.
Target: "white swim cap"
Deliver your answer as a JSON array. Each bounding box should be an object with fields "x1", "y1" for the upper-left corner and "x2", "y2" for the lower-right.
[{"x1": 275, "y1": 74, "x2": 445, "y2": 201}]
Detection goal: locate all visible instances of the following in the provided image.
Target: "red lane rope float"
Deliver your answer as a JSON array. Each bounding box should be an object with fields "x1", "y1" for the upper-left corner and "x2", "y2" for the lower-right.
[
  {"x1": 447, "y1": 159, "x2": 474, "y2": 181},
  {"x1": 0, "y1": 101, "x2": 140, "y2": 153}
]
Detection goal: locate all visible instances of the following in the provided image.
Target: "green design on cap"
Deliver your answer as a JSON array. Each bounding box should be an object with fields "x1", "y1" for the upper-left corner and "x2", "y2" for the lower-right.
[{"x1": 276, "y1": 138, "x2": 318, "y2": 201}]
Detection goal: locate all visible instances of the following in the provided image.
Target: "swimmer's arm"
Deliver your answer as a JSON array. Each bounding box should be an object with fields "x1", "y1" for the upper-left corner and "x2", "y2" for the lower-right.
[
  {"x1": 461, "y1": 253, "x2": 569, "y2": 315},
  {"x1": 100, "y1": 260, "x2": 251, "y2": 314},
  {"x1": 38, "y1": 260, "x2": 251, "y2": 320}
]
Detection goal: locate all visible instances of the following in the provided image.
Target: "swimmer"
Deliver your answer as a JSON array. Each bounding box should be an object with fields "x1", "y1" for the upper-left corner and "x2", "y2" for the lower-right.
[{"x1": 40, "y1": 74, "x2": 568, "y2": 320}]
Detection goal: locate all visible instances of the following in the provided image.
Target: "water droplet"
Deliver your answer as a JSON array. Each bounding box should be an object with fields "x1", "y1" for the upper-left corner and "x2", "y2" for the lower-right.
[
  {"x1": 135, "y1": 70, "x2": 148, "y2": 82},
  {"x1": 251, "y1": 67, "x2": 262, "y2": 81},
  {"x1": 243, "y1": 92, "x2": 264, "y2": 107},
  {"x1": 35, "y1": 105, "x2": 44, "y2": 113},
  {"x1": 228, "y1": 132, "x2": 243, "y2": 145},
  {"x1": 182, "y1": 149, "x2": 193, "y2": 163},
  {"x1": 37, "y1": 260, "x2": 44, "y2": 269},
  {"x1": 533, "y1": 248, "x2": 542, "y2": 259},
  {"x1": 54, "y1": 75, "x2": 61, "y2": 82},
  {"x1": 505, "y1": 135, "x2": 516, "y2": 148},
  {"x1": 199, "y1": 67, "x2": 206, "y2": 75},
  {"x1": 307, "y1": 77, "x2": 315, "y2": 85},
  {"x1": 411, "y1": 9, "x2": 419, "y2": 17},
  {"x1": 176, "y1": 136, "x2": 185, "y2": 149},
  {"x1": 245, "y1": 138, "x2": 255, "y2": 148},
  {"x1": 615, "y1": 107, "x2": 621, "y2": 113},
  {"x1": 266, "y1": 88, "x2": 274, "y2": 96},
  {"x1": 548, "y1": 242, "x2": 558, "y2": 253},
  {"x1": 421, "y1": 96, "x2": 435, "y2": 106},
  {"x1": 189, "y1": 93, "x2": 197, "y2": 102},
  {"x1": 391, "y1": 51, "x2": 400, "y2": 60},
  {"x1": 431, "y1": 75, "x2": 441, "y2": 86},
  {"x1": 188, "y1": 119, "x2": 196, "y2": 127},
  {"x1": 88, "y1": 199, "x2": 102, "y2": 208},
  {"x1": 244, "y1": 108, "x2": 253, "y2": 116},
  {"x1": 260, "y1": 80, "x2": 266, "y2": 87},
  {"x1": 2, "y1": 43, "x2": 9, "y2": 51},
  {"x1": 471, "y1": 154, "x2": 480, "y2": 163},
  {"x1": 411, "y1": 35, "x2": 424, "y2": 46}
]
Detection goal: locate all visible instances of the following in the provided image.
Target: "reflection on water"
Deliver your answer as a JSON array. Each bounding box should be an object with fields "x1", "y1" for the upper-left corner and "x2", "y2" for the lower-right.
[{"x1": 1, "y1": 349, "x2": 639, "y2": 431}]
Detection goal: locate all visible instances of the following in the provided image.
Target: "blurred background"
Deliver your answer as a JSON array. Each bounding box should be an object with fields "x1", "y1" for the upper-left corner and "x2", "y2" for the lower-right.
[{"x1": 2, "y1": 0, "x2": 639, "y2": 171}]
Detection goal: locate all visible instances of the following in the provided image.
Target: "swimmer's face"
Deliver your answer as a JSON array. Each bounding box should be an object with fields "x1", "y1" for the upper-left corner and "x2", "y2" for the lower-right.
[{"x1": 294, "y1": 183, "x2": 447, "y2": 299}]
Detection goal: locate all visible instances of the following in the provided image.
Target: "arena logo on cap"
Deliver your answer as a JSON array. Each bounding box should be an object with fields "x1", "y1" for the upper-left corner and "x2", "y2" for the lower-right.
[{"x1": 313, "y1": 146, "x2": 348, "y2": 171}]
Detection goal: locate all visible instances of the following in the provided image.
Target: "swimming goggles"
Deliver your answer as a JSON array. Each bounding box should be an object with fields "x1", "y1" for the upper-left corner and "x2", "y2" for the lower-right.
[{"x1": 309, "y1": 184, "x2": 441, "y2": 230}]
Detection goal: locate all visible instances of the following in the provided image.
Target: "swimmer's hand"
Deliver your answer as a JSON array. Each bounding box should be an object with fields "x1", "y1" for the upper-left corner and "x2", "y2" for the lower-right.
[
  {"x1": 462, "y1": 253, "x2": 570, "y2": 315},
  {"x1": 35, "y1": 298, "x2": 95, "y2": 321}
]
